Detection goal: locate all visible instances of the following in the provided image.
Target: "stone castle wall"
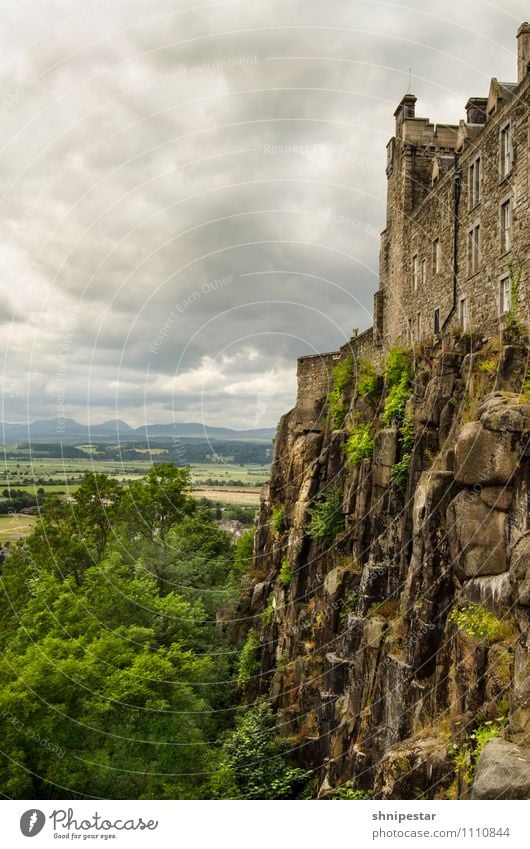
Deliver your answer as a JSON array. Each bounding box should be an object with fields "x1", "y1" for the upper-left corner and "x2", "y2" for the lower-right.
[{"x1": 391, "y1": 73, "x2": 530, "y2": 347}]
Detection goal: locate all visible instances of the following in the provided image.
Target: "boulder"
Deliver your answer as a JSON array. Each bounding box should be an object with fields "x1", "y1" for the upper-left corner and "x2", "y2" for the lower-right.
[
  {"x1": 454, "y1": 421, "x2": 519, "y2": 486},
  {"x1": 510, "y1": 532, "x2": 530, "y2": 606},
  {"x1": 447, "y1": 491, "x2": 507, "y2": 578},
  {"x1": 479, "y1": 486, "x2": 512, "y2": 511},
  {"x1": 250, "y1": 581, "x2": 269, "y2": 612},
  {"x1": 471, "y1": 738, "x2": 530, "y2": 799},
  {"x1": 482, "y1": 405, "x2": 529, "y2": 434}
]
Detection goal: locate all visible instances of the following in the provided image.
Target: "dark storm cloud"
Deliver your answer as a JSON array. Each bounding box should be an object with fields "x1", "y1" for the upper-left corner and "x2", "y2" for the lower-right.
[{"x1": 0, "y1": 0, "x2": 525, "y2": 425}]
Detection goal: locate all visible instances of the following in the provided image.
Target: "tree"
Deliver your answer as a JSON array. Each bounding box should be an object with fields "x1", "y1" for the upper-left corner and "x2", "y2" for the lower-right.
[
  {"x1": 123, "y1": 464, "x2": 195, "y2": 549},
  {"x1": 211, "y1": 703, "x2": 309, "y2": 799}
]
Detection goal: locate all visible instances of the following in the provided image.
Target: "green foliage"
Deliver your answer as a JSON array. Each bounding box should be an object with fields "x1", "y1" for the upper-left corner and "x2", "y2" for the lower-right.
[
  {"x1": 0, "y1": 553, "x2": 218, "y2": 798},
  {"x1": 211, "y1": 703, "x2": 310, "y2": 799},
  {"x1": 163, "y1": 514, "x2": 235, "y2": 613},
  {"x1": 237, "y1": 629, "x2": 261, "y2": 689},
  {"x1": 123, "y1": 463, "x2": 195, "y2": 547},
  {"x1": 279, "y1": 558, "x2": 293, "y2": 587},
  {"x1": 261, "y1": 595, "x2": 274, "y2": 626},
  {"x1": 449, "y1": 604, "x2": 514, "y2": 644},
  {"x1": 0, "y1": 469, "x2": 239, "y2": 799},
  {"x1": 391, "y1": 453, "x2": 411, "y2": 491},
  {"x1": 328, "y1": 389, "x2": 347, "y2": 429},
  {"x1": 332, "y1": 354, "x2": 354, "y2": 393},
  {"x1": 329, "y1": 781, "x2": 372, "y2": 800},
  {"x1": 345, "y1": 422, "x2": 374, "y2": 467},
  {"x1": 453, "y1": 719, "x2": 506, "y2": 785},
  {"x1": 505, "y1": 260, "x2": 527, "y2": 341},
  {"x1": 384, "y1": 347, "x2": 412, "y2": 388},
  {"x1": 307, "y1": 487, "x2": 345, "y2": 544},
  {"x1": 271, "y1": 505, "x2": 285, "y2": 534},
  {"x1": 356, "y1": 358, "x2": 379, "y2": 397},
  {"x1": 477, "y1": 356, "x2": 499, "y2": 373},
  {"x1": 327, "y1": 355, "x2": 354, "y2": 429},
  {"x1": 383, "y1": 371, "x2": 412, "y2": 426},
  {"x1": 339, "y1": 591, "x2": 358, "y2": 626},
  {"x1": 234, "y1": 527, "x2": 255, "y2": 575},
  {"x1": 400, "y1": 404, "x2": 415, "y2": 451}
]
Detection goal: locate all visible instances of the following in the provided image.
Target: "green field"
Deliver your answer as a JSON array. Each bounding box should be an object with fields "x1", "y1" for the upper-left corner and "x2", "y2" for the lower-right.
[
  {"x1": 0, "y1": 513, "x2": 38, "y2": 543},
  {"x1": 0, "y1": 460, "x2": 268, "y2": 488},
  {"x1": 0, "y1": 458, "x2": 269, "y2": 500}
]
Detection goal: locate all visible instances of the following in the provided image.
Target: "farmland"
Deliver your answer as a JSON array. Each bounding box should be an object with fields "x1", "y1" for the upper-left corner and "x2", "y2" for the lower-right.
[
  {"x1": 0, "y1": 456, "x2": 269, "y2": 509},
  {"x1": 0, "y1": 513, "x2": 38, "y2": 543}
]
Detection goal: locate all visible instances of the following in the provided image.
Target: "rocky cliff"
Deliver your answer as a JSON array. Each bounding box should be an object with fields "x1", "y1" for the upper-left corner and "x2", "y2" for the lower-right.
[{"x1": 241, "y1": 330, "x2": 530, "y2": 799}]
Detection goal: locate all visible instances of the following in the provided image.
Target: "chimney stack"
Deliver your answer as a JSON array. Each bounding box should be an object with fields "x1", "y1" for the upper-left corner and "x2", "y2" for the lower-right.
[
  {"x1": 394, "y1": 94, "x2": 417, "y2": 136},
  {"x1": 517, "y1": 22, "x2": 530, "y2": 82},
  {"x1": 465, "y1": 97, "x2": 487, "y2": 125}
]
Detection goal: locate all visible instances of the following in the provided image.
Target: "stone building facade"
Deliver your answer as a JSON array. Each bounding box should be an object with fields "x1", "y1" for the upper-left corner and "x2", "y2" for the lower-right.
[
  {"x1": 296, "y1": 23, "x2": 530, "y2": 416},
  {"x1": 380, "y1": 22, "x2": 530, "y2": 347}
]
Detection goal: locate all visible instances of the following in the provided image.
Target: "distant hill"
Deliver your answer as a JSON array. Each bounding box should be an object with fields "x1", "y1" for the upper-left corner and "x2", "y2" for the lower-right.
[{"x1": 0, "y1": 418, "x2": 276, "y2": 445}]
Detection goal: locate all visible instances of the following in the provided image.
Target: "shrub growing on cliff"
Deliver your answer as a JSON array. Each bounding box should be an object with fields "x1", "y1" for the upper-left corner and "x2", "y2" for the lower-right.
[
  {"x1": 211, "y1": 703, "x2": 310, "y2": 799},
  {"x1": 271, "y1": 505, "x2": 285, "y2": 534},
  {"x1": 356, "y1": 358, "x2": 379, "y2": 397},
  {"x1": 453, "y1": 718, "x2": 506, "y2": 785},
  {"x1": 234, "y1": 527, "x2": 255, "y2": 576},
  {"x1": 279, "y1": 558, "x2": 293, "y2": 587},
  {"x1": 345, "y1": 423, "x2": 374, "y2": 467},
  {"x1": 237, "y1": 629, "x2": 261, "y2": 689},
  {"x1": 449, "y1": 604, "x2": 514, "y2": 644},
  {"x1": 327, "y1": 354, "x2": 354, "y2": 429},
  {"x1": 307, "y1": 487, "x2": 345, "y2": 543},
  {"x1": 384, "y1": 347, "x2": 412, "y2": 388},
  {"x1": 329, "y1": 781, "x2": 372, "y2": 800},
  {"x1": 332, "y1": 354, "x2": 354, "y2": 392},
  {"x1": 328, "y1": 388, "x2": 347, "y2": 429},
  {"x1": 391, "y1": 453, "x2": 411, "y2": 491},
  {"x1": 383, "y1": 371, "x2": 412, "y2": 426}
]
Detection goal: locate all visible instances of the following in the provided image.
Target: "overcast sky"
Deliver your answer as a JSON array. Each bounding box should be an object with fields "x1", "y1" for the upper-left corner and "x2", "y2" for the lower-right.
[{"x1": 0, "y1": 0, "x2": 526, "y2": 429}]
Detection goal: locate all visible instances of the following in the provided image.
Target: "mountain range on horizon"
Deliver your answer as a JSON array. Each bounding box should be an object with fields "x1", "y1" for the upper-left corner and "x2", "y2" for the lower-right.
[{"x1": 0, "y1": 417, "x2": 276, "y2": 445}]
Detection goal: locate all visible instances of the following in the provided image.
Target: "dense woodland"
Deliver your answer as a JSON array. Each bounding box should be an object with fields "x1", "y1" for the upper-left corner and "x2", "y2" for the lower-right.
[{"x1": 0, "y1": 465, "x2": 307, "y2": 799}]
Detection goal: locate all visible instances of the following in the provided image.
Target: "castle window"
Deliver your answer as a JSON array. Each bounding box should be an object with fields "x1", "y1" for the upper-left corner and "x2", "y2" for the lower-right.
[
  {"x1": 468, "y1": 223, "x2": 480, "y2": 274},
  {"x1": 412, "y1": 254, "x2": 419, "y2": 290},
  {"x1": 500, "y1": 274, "x2": 511, "y2": 314},
  {"x1": 434, "y1": 308, "x2": 440, "y2": 335},
  {"x1": 416, "y1": 312, "x2": 422, "y2": 340},
  {"x1": 459, "y1": 296, "x2": 469, "y2": 331},
  {"x1": 432, "y1": 238, "x2": 440, "y2": 274},
  {"x1": 469, "y1": 156, "x2": 481, "y2": 209},
  {"x1": 421, "y1": 259, "x2": 427, "y2": 286},
  {"x1": 500, "y1": 198, "x2": 511, "y2": 253},
  {"x1": 500, "y1": 122, "x2": 512, "y2": 177}
]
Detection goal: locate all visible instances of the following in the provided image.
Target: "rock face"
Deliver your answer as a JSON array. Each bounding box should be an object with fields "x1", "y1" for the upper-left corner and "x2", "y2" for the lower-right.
[
  {"x1": 471, "y1": 739, "x2": 530, "y2": 799},
  {"x1": 454, "y1": 421, "x2": 519, "y2": 486},
  {"x1": 447, "y1": 491, "x2": 507, "y2": 578},
  {"x1": 242, "y1": 338, "x2": 530, "y2": 799},
  {"x1": 510, "y1": 534, "x2": 530, "y2": 607}
]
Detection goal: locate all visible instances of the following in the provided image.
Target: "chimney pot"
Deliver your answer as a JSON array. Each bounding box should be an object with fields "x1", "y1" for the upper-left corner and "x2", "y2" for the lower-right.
[{"x1": 517, "y1": 22, "x2": 530, "y2": 83}]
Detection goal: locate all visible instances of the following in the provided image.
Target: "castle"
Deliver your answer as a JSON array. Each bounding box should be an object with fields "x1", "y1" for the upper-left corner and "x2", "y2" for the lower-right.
[{"x1": 297, "y1": 23, "x2": 530, "y2": 422}]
